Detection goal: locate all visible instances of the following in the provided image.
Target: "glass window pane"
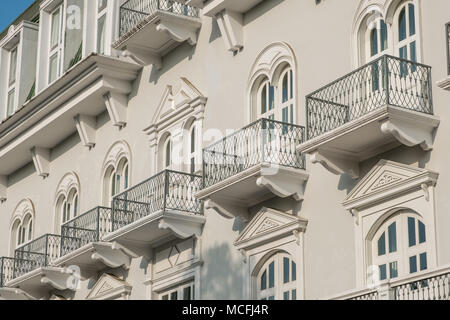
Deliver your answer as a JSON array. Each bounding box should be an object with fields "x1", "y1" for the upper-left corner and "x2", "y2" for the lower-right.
[
  {"x1": 410, "y1": 41, "x2": 417, "y2": 62},
  {"x1": 9, "y1": 48, "x2": 18, "y2": 85},
  {"x1": 389, "y1": 261, "x2": 398, "y2": 279},
  {"x1": 408, "y1": 4, "x2": 416, "y2": 36},
  {"x1": 268, "y1": 261, "x2": 275, "y2": 289},
  {"x1": 268, "y1": 85, "x2": 275, "y2": 111},
  {"x1": 420, "y1": 253, "x2": 427, "y2": 271},
  {"x1": 410, "y1": 256, "x2": 417, "y2": 273},
  {"x1": 165, "y1": 140, "x2": 171, "y2": 167},
  {"x1": 283, "y1": 257, "x2": 290, "y2": 284},
  {"x1": 289, "y1": 70, "x2": 293, "y2": 99},
  {"x1": 7, "y1": 89, "x2": 15, "y2": 116},
  {"x1": 49, "y1": 53, "x2": 59, "y2": 83},
  {"x1": 268, "y1": 296, "x2": 274, "y2": 300},
  {"x1": 283, "y1": 291, "x2": 289, "y2": 300},
  {"x1": 282, "y1": 73, "x2": 288, "y2": 103},
  {"x1": 408, "y1": 217, "x2": 416, "y2": 247},
  {"x1": 292, "y1": 289, "x2": 297, "y2": 300},
  {"x1": 261, "y1": 85, "x2": 267, "y2": 114},
  {"x1": 51, "y1": 9, "x2": 61, "y2": 48},
  {"x1": 378, "y1": 232, "x2": 386, "y2": 256},
  {"x1": 380, "y1": 20, "x2": 388, "y2": 51},
  {"x1": 292, "y1": 261, "x2": 296, "y2": 281},
  {"x1": 388, "y1": 222, "x2": 397, "y2": 253},
  {"x1": 97, "y1": 15, "x2": 106, "y2": 54},
  {"x1": 124, "y1": 165, "x2": 129, "y2": 189},
  {"x1": 418, "y1": 221, "x2": 426, "y2": 244},
  {"x1": 162, "y1": 295, "x2": 168, "y2": 300},
  {"x1": 183, "y1": 286, "x2": 191, "y2": 300},
  {"x1": 170, "y1": 291, "x2": 178, "y2": 300},
  {"x1": 260, "y1": 270, "x2": 267, "y2": 290},
  {"x1": 371, "y1": 28, "x2": 378, "y2": 56},
  {"x1": 98, "y1": 0, "x2": 107, "y2": 11},
  {"x1": 379, "y1": 264, "x2": 387, "y2": 281},
  {"x1": 399, "y1": 8, "x2": 407, "y2": 41}
]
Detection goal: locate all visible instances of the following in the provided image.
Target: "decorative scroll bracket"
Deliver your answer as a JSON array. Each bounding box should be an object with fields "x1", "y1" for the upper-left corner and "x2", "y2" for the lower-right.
[
  {"x1": 30, "y1": 147, "x2": 51, "y2": 178},
  {"x1": 74, "y1": 114, "x2": 96, "y2": 149}
]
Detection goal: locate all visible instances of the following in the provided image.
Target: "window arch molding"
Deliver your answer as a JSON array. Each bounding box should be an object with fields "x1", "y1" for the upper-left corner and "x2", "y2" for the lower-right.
[
  {"x1": 182, "y1": 117, "x2": 200, "y2": 175},
  {"x1": 101, "y1": 141, "x2": 132, "y2": 206},
  {"x1": 157, "y1": 131, "x2": 173, "y2": 171},
  {"x1": 351, "y1": 0, "x2": 423, "y2": 67},
  {"x1": 9, "y1": 199, "x2": 35, "y2": 255},
  {"x1": 53, "y1": 172, "x2": 80, "y2": 233},
  {"x1": 247, "y1": 42, "x2": 298, "y2": 123}
]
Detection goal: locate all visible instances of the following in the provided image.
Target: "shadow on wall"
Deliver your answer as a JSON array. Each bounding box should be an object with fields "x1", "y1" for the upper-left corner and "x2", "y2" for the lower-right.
[
  {"x1": 209, "y1": 17, "x2": 221, "y2": 43},
  {"x1": 149, "y1": 42, "x2": 196, "y2": 85},
  {"x1": 244, "y1": 0, "x2": 286, "y2": 25},
  {"x1": 201, "y1": 242, "x2": 244, "y2": 300}
]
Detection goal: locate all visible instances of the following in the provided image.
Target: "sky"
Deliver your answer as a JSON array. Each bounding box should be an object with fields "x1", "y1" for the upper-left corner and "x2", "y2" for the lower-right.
[{"x1": 0, "y1": 0, "x2": 35, "y2": 33}]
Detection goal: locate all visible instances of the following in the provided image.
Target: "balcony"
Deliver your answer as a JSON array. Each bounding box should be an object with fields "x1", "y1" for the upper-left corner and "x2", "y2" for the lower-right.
[
  {"x1": 7, "y1": 234, "x2": 75, "y2": 298},
  {"x1": 114, "y1": 0, "x2": 201, "y2": 68},
  {"x1": 330, "y1": 265, "x2": 450, "y2": 300},
  {"x1": 196, "y1": 118, "x2": 309, "y2": 221},
  {"x1": 104, "y1": 170, "x2": 205, "y2": 251},
  {"x1": 298, "y1": 55, "x2": 439, "y2": 179},
  {"x1": 53, "y1": 207, "x2": 138, "y2": 278}
]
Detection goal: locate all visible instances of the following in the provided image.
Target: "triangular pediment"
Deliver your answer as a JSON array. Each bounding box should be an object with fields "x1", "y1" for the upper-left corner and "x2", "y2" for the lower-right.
[
  {"x1": 344, "y1": 160, "x2": 438, "y2": 207},
  {"x1": 152, "y1": 77, "x2": 205, "y2": 125},
  {"x1": 86, "y1": 273, "x2": 131, "y2": 300},
  {"x1": 234, "y1": 208, "x2": 307, "y2": 250}
]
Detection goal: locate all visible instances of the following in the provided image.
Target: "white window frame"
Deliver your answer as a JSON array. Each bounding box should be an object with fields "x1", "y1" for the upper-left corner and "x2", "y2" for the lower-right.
[
  {"x1": 105, "y1": 158, "x2": 129, "y2": 205},
  {"x1": 279, "y1": 68, "x2": 295, "y2": 125},
  {"x1": 256, "y1": 252, "x2": 297, "y2": 300},
  {"x1": 160, "y1": 282, "x2": 195, "y2": 300},
  {"x1": 96, "y1": 0, "x2": 108, "y2": 55},
  {"x1": 60, "y1": 188, "x2": 79, "y2": 225},
  {"x1": 365, "y1": 18, "x2": 389, "y2": 63},
  {"x1": 15, "y1": 215, "x2": 33, "y2": 248},
  {"x1": 6, "y1": 45, "x2": 18, "y2": 117},
  {"x1": 394, "y1": 1, "x2": 419, "y2": 62},
  {"x1": 48, "y1": 4, "x2": 64, "y2": 84}
]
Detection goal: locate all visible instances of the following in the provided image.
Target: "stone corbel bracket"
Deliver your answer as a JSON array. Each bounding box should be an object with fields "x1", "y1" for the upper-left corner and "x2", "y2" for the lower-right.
[
  {"x1": 204, "y1": 198, "x2": 249, "y2": 222},
  {"x1": 310, "y1": 150, "x2": 360, "y2": 179},
  {"x1": 0, "y1": 175, "x2": 7, "y2": 202},
  {"x1": 158, "y1": 213, "x2": 206, "y2": 239},
  {"x1": 121, "y1": 45, "x2": 163, "y2": 70},
  {"x1": 30, "y1": 147, "x2": 51, "y2": 178},
  {"x1": 41, "y1": 268, "x2": 77, "y2": 291},
  {"x1": 256, "y1": 164, "x2": 310, "y2": 201},
  {"x1": 91, "y1": 242, "x2": 139, "y2": 270},
  {"x1": 0, "y1": 287, "x2": 37, "y2": 300},
  {"x1": 157, "y1": 13, "x2": 201, "y2": 46},
  {"x1": 74, "y1": 114, "x2": 96, "y2": 149}
]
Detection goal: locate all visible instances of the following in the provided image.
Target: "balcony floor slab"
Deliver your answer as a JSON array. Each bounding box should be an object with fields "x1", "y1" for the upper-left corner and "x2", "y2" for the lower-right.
[{"x1": 298, "y1": 106, "x2": 439, "y2": 179}]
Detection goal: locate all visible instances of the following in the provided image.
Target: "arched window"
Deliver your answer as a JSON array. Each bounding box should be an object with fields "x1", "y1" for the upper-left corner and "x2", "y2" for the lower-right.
[
  {"x1": 396, "y1": 2, "x2": 417, "y2": 62},
  {"x1": 371, "y1": 211, "x2": 427, "y2": 281},
  {"x1": 258, "y1": 79, "x2": 275, "y2": 120},
  {"x1": 279, "y1": 68, "x2": 294, "y2": 125},
  {"x1": 256, "y1": 252, "x2": 297, "y2": 300},
  {"x1": 104, "y1": 157, "x2": 129, "y2": 205},
  {"x1": 58, "y1": 188, "x2": 79, "y2": 225},
  {"x1": 101, "y1": 141, "x2": 132, "y2": 206},
  {"x1": 163, "y1": 136, "x2": 172, "y2": 169},
  {"x1": 10, "y1": 199, "x2": 35, "y2": 253},
  {"x1": 189, "y1": 124, "x2": 197, "y2": 174}
]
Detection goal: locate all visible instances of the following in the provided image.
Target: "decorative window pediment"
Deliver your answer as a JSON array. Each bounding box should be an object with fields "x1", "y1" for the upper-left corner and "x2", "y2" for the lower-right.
[
  {"x1": 343, "y1": 160, "x2": 438, "y2": 212},
  {"x1": 145, "y1": 77, "x2": 207, "y2": 135},
  {"x1": 86, "y1": 273, "x2": 132, "y2": 300},
  {"x1": 234, "y1": 207, "x2": 308, "y2": 252}
]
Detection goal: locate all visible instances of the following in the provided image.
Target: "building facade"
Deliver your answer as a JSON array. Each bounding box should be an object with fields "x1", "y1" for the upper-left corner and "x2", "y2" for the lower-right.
[{"x1": 0, "y1": 0, "x2": 449, "y2": 300}]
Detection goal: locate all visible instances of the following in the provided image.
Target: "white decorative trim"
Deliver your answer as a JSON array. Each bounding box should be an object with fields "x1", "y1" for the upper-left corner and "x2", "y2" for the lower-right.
[
  {"x1": 40, "y1": 268, "x2": 77, "y2": 291},
  {"x1": 30, "y1": 147, "x2": 50, "y2": 178},
  {"x1": 0, "y1": 288, "x2": 36, "y2": 300},
  {"x1": 90, "y1": 242, "x2": 139, "y2": 270},
  {"x1": 310, "y1": 150, "x2": 360, "y2": 179},
  {"x1": 86, "y1": 273, "x2": 132, "y2": 300},
  {"x1": 104, "y1": 92, "x2": 128, "y2": 128},
  {"x1": 101, "y1": 141, "x2": 132, "y2": 175},
  {"x1": 74, "y1": 114, "x2": 96, "y2": 149},
  {"x1": 214, "y1": 10, "x2": 244, "y2": 52},
  {"x1": 120, "y1": 45, "x2": 162, "y2": 69}
]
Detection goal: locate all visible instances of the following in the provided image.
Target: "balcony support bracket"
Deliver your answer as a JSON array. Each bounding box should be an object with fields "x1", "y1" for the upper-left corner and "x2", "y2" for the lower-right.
[
  {"x1": 41, "y1": 268, "x2": 77, "y2": 291},
  {"x1": 380, "y1": 118, "x2": 435, "y2": 151},
  {"x1": 74, "y1": 114, "x2": 96, "y2": 149},
  {"x1": 104, "y1": 92, "x2": 128, "y2": 129},
  {"x1": 311, "y1": 150, "x2": 360, "y2": 179},
  {"x1": 156, "y1": 15, "x2": 200, "y2": 46},
  {"x1": 0, "y1": 175, "x2": 7, "y2": 202},
  {"x1": 30, "y1": 147, "x2": 51, "y2": 178},
  {"x1": 0, "y1": 287, "x2": 37, "y2": 300},
  {"x1": 121, "y1": 45, "x2": 162, "y2": 69},
  {"x1": 91, "y1": 242, "x2": 138, "y2": 270},
  {"x1": 256, "y1": 165, "x2": 309, "y2": 201},
  {"x1": 214, "y1": 10, "x2": 243, "y2": 52},
  {"x1": 205, "y1": 199, "x2": 249, "y2": 222},
  {"x1": 158, "y1": 213, "x2": 206, "y2": 239}
]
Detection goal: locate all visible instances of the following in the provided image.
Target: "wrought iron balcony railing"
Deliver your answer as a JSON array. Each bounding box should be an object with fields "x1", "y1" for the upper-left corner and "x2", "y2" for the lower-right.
[
  {"x1": 393, "y1": 270, "x2": 450, "y2": 300},
  {"x1": 202, "y1": 118, "x2": 306, "y2": 189},
  {"x1": 112, "y1": 170, "x2": 203, "y2": 232},
  {"x1": 119, "y1": 0, "x2": 200, "y2": 36},
  {"x1": 12, "y1": 234, "x2": 75, "y2": 278},
  {"x1": 0, "y1": 257, "x2": 15, "y2": 287},
  {"x1": 61, "y1": 207, "x2": 113, "y2": 257},
  {"x1": 306, "y1": 55, "x2": 433, "y2": 139}
]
